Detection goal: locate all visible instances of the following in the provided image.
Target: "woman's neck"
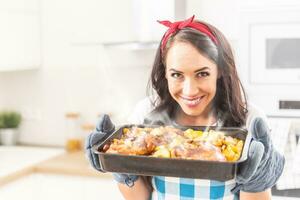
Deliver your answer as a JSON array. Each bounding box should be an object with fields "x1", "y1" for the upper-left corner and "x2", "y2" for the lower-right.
[{"x1": 175, "y1": 108, "x2": 217, "y2": 126}]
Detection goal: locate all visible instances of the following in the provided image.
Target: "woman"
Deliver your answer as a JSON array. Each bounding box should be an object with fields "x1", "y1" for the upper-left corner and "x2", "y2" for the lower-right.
[{"x1": 86, "y1": 16, "x2": 284, "y2": 200}]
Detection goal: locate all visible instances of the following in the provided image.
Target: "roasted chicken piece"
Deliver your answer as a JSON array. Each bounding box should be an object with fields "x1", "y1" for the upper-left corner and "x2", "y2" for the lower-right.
[
  {"x1": 106, "y1": 133, "x2": 155, "y2": 155},
  {"x1": 171, "y1": 142, "x2": 226, "y2": 161}
]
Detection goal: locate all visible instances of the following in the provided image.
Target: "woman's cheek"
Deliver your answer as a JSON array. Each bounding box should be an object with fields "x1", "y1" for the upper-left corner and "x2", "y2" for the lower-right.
[{"x1": 168, "y1": 82, "x2": 181, "y2": 93}]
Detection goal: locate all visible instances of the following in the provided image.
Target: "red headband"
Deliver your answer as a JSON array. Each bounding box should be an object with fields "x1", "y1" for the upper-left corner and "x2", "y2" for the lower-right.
[{"x1": 157, "y1": 15, "x2": 218, "y2": 53}]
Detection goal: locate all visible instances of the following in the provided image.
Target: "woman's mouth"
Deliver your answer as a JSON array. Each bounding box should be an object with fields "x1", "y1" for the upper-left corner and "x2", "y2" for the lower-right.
[{"x1": 181, "y1": 96, "x2": 204, "y2": 107}]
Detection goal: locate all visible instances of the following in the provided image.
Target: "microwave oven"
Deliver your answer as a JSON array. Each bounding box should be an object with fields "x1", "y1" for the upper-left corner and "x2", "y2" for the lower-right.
[{"x1": 249, "y1": 22, "x2": 300, "y2": 84}]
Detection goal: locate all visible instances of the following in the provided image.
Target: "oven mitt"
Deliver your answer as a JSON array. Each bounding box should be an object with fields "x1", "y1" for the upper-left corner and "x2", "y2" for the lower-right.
[
  {"x1": 85, "y1": 114, "x2": 139, "y2": 187},
  {"x1": 232, "y1": 117, "x2": 285, "y2": 193}
]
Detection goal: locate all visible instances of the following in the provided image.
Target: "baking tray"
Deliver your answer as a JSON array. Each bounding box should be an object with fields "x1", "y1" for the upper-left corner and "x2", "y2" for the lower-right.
[{"x1": 92, "y1": 124, "x2": 251, "y2": 181}]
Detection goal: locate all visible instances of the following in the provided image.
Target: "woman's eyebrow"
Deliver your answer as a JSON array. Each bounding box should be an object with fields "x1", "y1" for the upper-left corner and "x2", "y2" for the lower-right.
[
  {"x1": 194, "y1": 66, "x2": 210, "y2": 73},
  {"x1": 169, "y1": 66, "x2": 211, "y2": 73},
  {"x1": 169, "y1": 68, "x2": 183, "y2": 73}
]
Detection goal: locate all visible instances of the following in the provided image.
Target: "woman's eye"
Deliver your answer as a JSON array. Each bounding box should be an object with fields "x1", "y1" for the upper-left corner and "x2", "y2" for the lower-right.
[
  {"x1": 197, "y1": 72, "x2": 210, "y2": 77},
  {"x1": 170, "y1": 73, "x2": 183, "y2": 79}
]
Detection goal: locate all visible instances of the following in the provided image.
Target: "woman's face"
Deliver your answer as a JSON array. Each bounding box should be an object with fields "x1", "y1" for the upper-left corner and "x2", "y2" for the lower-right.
[{"x1": 165, "y1": 41, "x2": 218, "y2": 117}]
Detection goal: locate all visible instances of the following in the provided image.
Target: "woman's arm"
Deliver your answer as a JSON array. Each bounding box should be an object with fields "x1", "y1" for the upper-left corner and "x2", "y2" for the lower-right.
[
  {"x1": 240, "y1": 189, "x2": 271, "y2": 200},
  {"x1": 117, "y1": 177, "x2": 152, "y2": 200}
]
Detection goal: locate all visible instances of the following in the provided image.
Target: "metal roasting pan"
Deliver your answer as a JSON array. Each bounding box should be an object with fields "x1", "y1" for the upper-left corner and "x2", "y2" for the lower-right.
[{"x1": 92, "y1": 124, "x2": 251, "y2": 181}]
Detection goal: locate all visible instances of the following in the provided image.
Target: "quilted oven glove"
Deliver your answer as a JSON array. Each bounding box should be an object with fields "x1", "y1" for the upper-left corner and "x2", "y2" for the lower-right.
[
  {"x1": 232, "y1": 117, "x2": 285, "y2": 193},
  {"x1": 85, "y1": 114, "x2": 139, "y2": 187}
]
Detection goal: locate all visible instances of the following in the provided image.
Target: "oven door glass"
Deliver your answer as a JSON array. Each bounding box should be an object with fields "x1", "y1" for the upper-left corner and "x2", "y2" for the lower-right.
[{"x1": 266, "y1": 38, "x2": 300, "y2": 69}]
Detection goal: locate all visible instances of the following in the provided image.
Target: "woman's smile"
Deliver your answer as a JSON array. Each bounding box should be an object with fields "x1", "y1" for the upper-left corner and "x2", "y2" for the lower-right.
[{"x1": 179, "y1": 95, "x2": 205, "y2": 107}]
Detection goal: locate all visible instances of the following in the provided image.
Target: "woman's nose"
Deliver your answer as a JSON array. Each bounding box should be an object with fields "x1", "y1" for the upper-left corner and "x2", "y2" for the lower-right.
[{"x1": 182, "y1": 78, "x2": 199, "y2": 96}]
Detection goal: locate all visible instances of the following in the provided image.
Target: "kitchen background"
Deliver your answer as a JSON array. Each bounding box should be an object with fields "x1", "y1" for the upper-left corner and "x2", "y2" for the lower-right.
[{"x1": 1, "y1": 0, "x2": 300, "y2": 199}]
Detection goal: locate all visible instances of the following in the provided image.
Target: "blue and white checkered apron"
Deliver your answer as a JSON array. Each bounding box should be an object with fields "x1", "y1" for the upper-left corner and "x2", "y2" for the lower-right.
[{"x1": 151, "y1": 176, "x2": 239, "y2": 200}]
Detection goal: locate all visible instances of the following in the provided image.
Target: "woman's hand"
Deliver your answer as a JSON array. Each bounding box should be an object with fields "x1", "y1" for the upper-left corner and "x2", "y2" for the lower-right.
[
  {"x1": 233, "y1": 117, "x2": 285, "y2": 193},
  {"x1": 85, "y1": 114, "x2": 115, "y2": 172},
  {"x1": 85, "y1": 114, "x2": 139, "y2": 187}
]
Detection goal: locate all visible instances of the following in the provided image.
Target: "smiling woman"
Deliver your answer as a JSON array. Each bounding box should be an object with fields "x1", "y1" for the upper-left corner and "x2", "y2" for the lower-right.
[
  {"x1": 122, "y1": 16, "x2": 283, "y2": 200},
  {"x1": 85, "y1": 15, "x2": 284, "y2": 200}
]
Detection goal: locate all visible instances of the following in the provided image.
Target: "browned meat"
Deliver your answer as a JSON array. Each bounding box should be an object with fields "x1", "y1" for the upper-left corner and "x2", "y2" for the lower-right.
[{"x1": 171, "y1": 142, "x2": 226, "y2": 161}]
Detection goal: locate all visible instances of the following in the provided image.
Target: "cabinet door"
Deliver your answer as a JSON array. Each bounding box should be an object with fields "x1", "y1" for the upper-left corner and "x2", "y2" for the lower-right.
[
  {"x1": 0, "y1": 173, "x2": 123, "y2": 200},
  {"x1": 0, "y1": 2, "x2": 40, "y2": 71}
]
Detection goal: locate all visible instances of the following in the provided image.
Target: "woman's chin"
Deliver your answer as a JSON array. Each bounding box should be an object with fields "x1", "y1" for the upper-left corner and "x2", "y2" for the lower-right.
[{"x1": 181, "y1": 107, "x2": 204, "y2": 117}]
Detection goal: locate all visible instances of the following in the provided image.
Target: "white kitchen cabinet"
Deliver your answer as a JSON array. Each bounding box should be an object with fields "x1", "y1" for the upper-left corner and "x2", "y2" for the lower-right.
[
  {"x1": 0, "y1": 0, "x2": 40, "y2": 71},
  {"x1": 67, "y1": 0, "x2": 135, "y2": 44},
  {"x1": 0, "y1": 173, "x2": 123, "y2": 200},
  {"x1": 0, "y1": 146, "x2": 64, "y2": 178}
]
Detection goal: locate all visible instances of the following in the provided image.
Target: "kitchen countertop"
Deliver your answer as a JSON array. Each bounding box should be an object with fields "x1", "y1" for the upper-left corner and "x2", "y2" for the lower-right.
[
  {"x1": 35, "y1": 150, "x2": 111, "y2": 178},
  {"x1": 0, "y1": 146, "x2": 111, "y2": 186}
]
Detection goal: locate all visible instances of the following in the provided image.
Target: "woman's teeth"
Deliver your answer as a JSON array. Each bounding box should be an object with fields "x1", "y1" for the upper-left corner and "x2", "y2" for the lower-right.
[{"x1": 183, "y1": 97, "x2": 202, "y2": 106}]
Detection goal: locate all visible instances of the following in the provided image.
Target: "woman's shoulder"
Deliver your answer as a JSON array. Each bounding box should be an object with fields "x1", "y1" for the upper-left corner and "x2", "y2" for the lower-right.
[
  {"x1": 127, "y1": 96, "x2": 156, "y2": 124},
  {"x1": 245, "y1": 102, "x2": 269, "y2": 129}
]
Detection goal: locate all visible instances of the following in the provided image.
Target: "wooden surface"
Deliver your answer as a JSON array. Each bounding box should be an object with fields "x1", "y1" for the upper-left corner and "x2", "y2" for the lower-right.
[
  {"x1": 0, "y1": 166, "x2": 34, "y2": 186},
  {"x1": 35, "y1": 151, "x2": 111, "y2": 178}
]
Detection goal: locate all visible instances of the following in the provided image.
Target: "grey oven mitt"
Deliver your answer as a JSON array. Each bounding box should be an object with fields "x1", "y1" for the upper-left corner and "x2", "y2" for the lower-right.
[
  {"x1": 232, "y1": 117, "x2": 285, "y2": 193},
  {"x1": 85, "y1": 114, "x2": 139, "y2": 187}
]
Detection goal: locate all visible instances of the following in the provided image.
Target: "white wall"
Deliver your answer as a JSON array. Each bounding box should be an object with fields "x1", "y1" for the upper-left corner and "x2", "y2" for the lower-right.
[
  {"x1": 0, "y1": 0, "x2": 155, "y2": 146},
  {"x1": 186, "y1": 0, "x2": 240, "y2": 41}
]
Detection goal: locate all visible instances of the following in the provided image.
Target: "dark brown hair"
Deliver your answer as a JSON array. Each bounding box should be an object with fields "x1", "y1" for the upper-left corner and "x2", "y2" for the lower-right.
[{"x1": 148, "y1": 21, "x2": 247, "y2": 127}]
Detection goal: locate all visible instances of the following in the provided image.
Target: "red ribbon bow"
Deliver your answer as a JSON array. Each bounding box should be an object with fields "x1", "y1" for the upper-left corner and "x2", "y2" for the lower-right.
[{"x1": 157, "y1": 15, "x2": 218, "y2": 53}]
